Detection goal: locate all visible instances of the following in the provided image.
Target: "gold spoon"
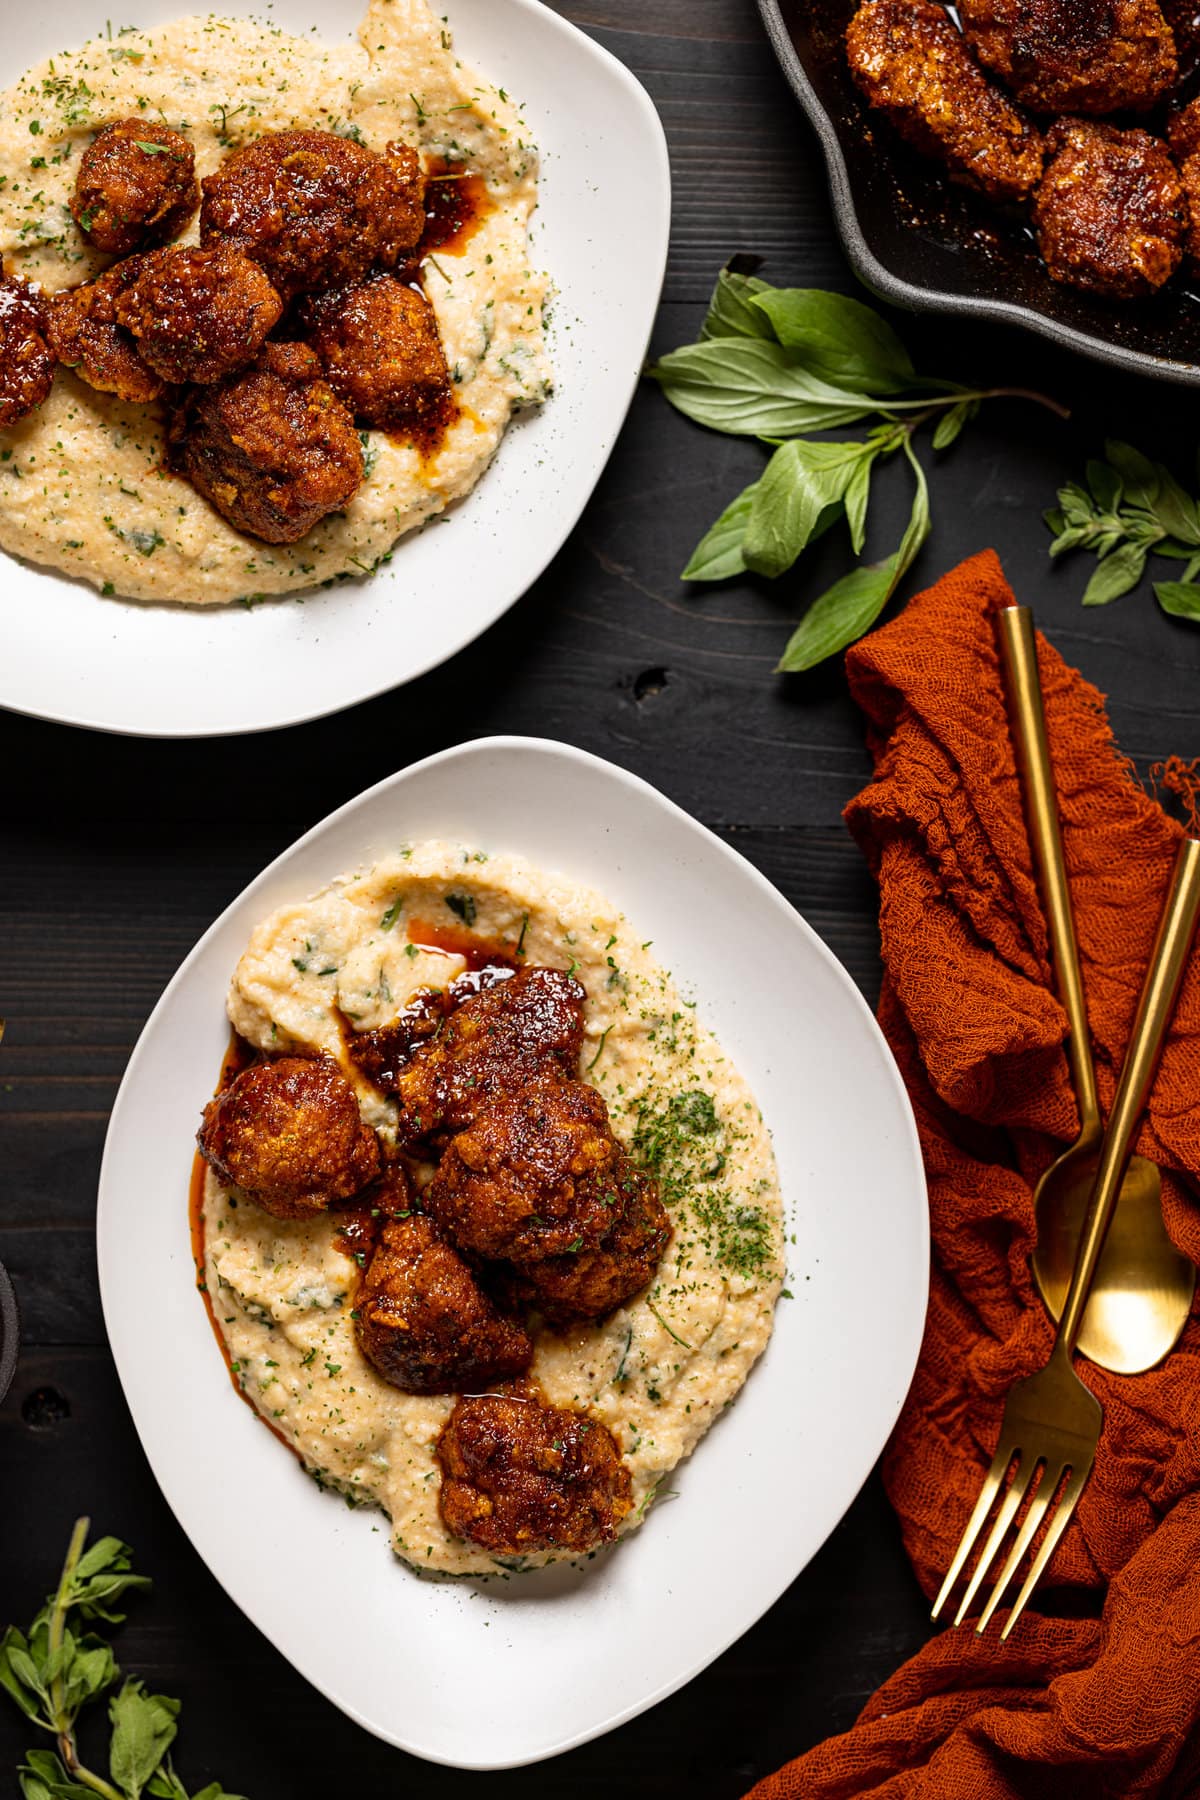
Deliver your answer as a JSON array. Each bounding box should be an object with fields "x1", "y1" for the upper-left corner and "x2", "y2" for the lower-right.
[{"x1": 997, "y1": 605, "x2": 1195, "y2": 1374}]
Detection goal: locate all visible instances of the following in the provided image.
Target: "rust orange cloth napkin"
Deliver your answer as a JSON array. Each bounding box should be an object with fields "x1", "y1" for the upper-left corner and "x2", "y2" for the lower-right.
[{"x1": 748, "y1": 551, "x2": 1200, "y2": 1799}]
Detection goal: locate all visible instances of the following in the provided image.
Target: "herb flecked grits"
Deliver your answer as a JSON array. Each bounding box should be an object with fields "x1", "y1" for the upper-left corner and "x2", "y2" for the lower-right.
[
  {"x1": 0, "y1": 1, "x2": 551, "y2": 604},
  {"x1": 195, "y1": 843, "x2": 785, "y2": 1577}
]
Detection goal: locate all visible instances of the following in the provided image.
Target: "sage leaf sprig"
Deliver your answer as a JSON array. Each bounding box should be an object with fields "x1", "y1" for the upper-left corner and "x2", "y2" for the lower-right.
[
  {"x1": 1046, "y1": 439, "x2": 1200, "y2": 620},
  {"x1": 647, "y1": 264, "x2": 1068, "y2": 672},
  {"x1": 0, "y1": 1518, "x2": 247, "y2": 1800}
]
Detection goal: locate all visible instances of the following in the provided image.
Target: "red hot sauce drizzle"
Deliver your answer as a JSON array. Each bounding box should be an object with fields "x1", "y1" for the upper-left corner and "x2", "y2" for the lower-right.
[{"x1": 389, "y1": 161, "x2": 497, "y2": 461}]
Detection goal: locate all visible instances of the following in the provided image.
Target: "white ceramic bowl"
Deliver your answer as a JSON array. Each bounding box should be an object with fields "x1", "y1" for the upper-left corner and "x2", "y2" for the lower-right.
[
  {"x1": 98, "y1": 737, "x2": 928, "y2": 1769},
  {"x1": 0, "y1": 0, "x2": 670, "y2": 737}
]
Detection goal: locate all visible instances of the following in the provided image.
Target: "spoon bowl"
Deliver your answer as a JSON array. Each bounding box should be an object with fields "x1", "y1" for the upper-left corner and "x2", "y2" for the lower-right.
[{"x1": 1032, "y1": 1141, "x2": 1194, "y2": 1376}]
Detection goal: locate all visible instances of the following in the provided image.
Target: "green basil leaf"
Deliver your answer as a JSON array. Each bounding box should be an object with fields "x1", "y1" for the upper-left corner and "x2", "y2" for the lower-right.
[
  {"x1": 743, "y1": 440, "x2": 866, "y2": 578},
  {"x1": 109, "y1": 1681, "x2": 180, "y2": 1799},
  {"x1": 844, "y1": 454, "x2": 874, "y2": 554},
  {"x1": 1150, "y1": 467, "x2": 1200, "y2": 545},
  {"x1": 189, "y1": 1787, "x2": 250, "y2": 1800},
  {"x1": 1085, "y1": 459, "x2": 1122, "y2": 513},
  {"x1": 700, "y1": 269, "x2": 774, "y2": 341},
  {"x1": 1081, "y1": 541, "x2": 1145, "y2": 606},
  {"x1": 18, "y1": 1750, "x2": 93, "y2": 1800},
  {"x1": 146, "y1": 1760, "x2": 190, "y2": 1799},
  {"x1": 748, "y1": 288, "x2": 914, "y2": 392},
  {"x1": 931, "y1": 400, "x2": 970, "y2": 451},
  {"x1": 1155, "y1": 580, "x2": 1200, "y2": 619},
  {"x1": 0, "y1": 1630, "x2": 44, "y2": 1721},
  {"x1": 647, "y1": 339, "x2": 880, "y2": 436},
  {"x1": 1043, "y1": 507, "x2": 1066, "y2": 536},
  {"x1": 681, "y1": 481, "x2": 759, "y2": 580},
  {"x1": 777, "y1": 439, "x2": 929, "y2": 671},
  {"x1": 1102, "y1": 441, "x2": 1158, "y2": 509}
]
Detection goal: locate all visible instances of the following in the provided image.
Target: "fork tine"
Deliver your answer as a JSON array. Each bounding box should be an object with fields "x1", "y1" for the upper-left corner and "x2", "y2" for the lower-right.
[
  {"x1": 998, "y1": 1458, "x2": 1092, "y2": 1641},
  {"x1": 930, "y1": 1435, "x2": 1017, "y2": 1621},
  {"x1": 975, "y1": 1459, "x2": 1063, "y2": 1635},
  {"x1": 952, "y1": 1452, "x2": 1040, "y2": 1627}
]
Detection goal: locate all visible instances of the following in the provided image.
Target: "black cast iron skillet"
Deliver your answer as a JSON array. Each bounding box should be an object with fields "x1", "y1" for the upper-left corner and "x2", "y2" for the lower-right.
[{"x1": 758, "y1": 0, "x2": 1200, "y2": 385}]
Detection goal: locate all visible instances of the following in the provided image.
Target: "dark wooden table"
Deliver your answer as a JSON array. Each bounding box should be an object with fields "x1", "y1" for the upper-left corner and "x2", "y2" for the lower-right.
[{"x1": 5, "y1": 2, "x2": 1200, "y2": 1793}]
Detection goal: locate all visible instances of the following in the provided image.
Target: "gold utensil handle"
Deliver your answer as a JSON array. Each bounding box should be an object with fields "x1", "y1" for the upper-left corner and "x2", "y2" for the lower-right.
[
  {"x1": 1059, "y1": 836, "x2": 1200, "y2": 1353},
  {"x1": 996, "y1": 606, "x2": 1101, "y2": 1137}
]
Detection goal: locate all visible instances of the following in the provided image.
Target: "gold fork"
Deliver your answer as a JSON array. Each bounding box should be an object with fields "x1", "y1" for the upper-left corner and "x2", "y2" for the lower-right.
[{"x1": 931, "y1": 833, "x2": 1200, "y2": 1638}]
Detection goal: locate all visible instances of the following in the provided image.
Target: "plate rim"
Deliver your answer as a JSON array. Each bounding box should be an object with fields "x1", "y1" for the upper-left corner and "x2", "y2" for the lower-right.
[
  {"x1": 96, "y1": 735, "x2": 929, "y2": 1767},
  {"x1": 0, "y1": 0, "x2": 672, "y2": 739},
  {"x1": 756, "y1": 0, "x2": 1200, "y2": 389}
]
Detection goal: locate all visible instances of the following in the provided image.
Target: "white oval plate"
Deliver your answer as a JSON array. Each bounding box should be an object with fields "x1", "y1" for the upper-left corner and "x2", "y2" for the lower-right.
[
  {"x1": 0, "y1": 1, "x2": 669, "y2": 738},
  {"x1": 98, "y1": 737, "x2": 928, "y2": 1769}
]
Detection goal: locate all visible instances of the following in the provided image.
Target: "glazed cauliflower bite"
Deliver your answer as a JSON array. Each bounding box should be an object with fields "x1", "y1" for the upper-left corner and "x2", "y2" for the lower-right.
[
  {"x1": 1033, "y1": 118, "x2": 1187, "y2": 297},
  {"x1": 846, "y1": 0, "x2": 1045, "y2": 203},
  {"x1": 505, "y1": 1167, "x2": 672, "y2": 1327},
  {"x1": 114, "y1": 245, "x2": 283, "y2": 385},
  {"x1": 436, "y1": 1393, "x2": 633, "y2": 1555},
  {"x1": 357, "y1": 964, "x2": 586, "y2": 1147},
  {"x1": 198, "y1": 1055, "x2": 381, "y2": 1220},
  {"x1": 299, "y1": 274, "x2": 453, "y2": 438},
  {"x1": 1168, "y1": 97, "x2": 1200, "y2": 262},
  {"x1": 0, "y1": 269, "x2": 56, "y2": 428},
  {"x1": 71, "y1": 118, "x2": 199, "y2": 257},
  {"x1": 424, "y1": 1075, "x2": 638, "y2": 1264},
  {"x1": 47, "y1": 260, "x2": 164, "y2": 404},
  {"x1": 200, "y1": 130, "x2": 426, "y2": 299},
  {"x1": 957, "y1": 0, "x2": 1178, "y2": 114},
  {"x1": 170, "y1": 342, "x2": 364, "y2": 545},
  {"x1": 355, "y1": 1213, "x2": 533, "y2": 1395}
]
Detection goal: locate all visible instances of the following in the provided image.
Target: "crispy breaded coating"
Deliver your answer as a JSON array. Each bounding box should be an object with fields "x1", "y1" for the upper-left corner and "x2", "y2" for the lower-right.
[
  {"x1": 1168, "y1": 98, "x2": 1200, "y2": 261},
  {"x1": 200, "y1": 130, "x2": 425, "y2": 298},
  {"x1": 424, "y1": 1075, "x2": 633, "y2": 1263},
  {"x1": 358, "y1": 965, "x2": 585, "y2": 1147},
  {"x1": 170, "y1": 341, "x2": 364, "y2": 545},
  {"x1": 47, "y1": 260, "x2": 164, "y2": 403},
  {"x1": 957, "y1": 0, "x2": 1178, "y2": 114},
  {"x1": 0, "y1": 267, "x2": 56, "y2": 428},
  {"x1": 506, "y1": 1167, "x2": 671, "y2": 1326},
  {"x1": 846, "y1": 0, "x2": 1044, "y2": 202},
  {"x1": 299, "y1": 274, "x2": 453, "y2": 439},
  {"x1": 114, "y1": 244, "x2": 283, "y2": 385},
  {"x1": 197, "y1": 1054, "x2": 380, "y2": 1219},
  {"x1": 355, "y1": 1214, "x2": 533, "y2": 1394},
  {"x1": 71, "y1": 119, "x2": 198, "y2": 256},
  {"x1": 437, "y1": 1393, "x2": 632, "y2": 1555},
  {"x1": 1033, "y1": 118, "x2": 1186, "y2": 297}
]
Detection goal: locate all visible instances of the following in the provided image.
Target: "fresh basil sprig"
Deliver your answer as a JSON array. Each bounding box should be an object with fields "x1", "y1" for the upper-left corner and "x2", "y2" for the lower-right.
[
  {"x1": 1046, "y1": 439, "x2": 1200, "y2": 619},
  {"x1": 648, "y1": 266, "x2": 1067, "y2": 672},
  {"x1": 0, "y1": 1519, "x2": 246, "y2": 1800}
]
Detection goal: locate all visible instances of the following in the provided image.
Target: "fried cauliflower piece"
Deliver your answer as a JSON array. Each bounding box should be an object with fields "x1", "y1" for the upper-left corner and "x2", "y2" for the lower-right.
[
  {"x1": 355, "y1": 1213, "x2": 533, "y2": 1394},
  {"x1": 846, "y1": 0, "x2": 1044, "y2": 202},
  {"x1": 363, "y1": 965, "x2": 586, "y2": 1147},
  {"x1": 424, "y1": 1075, "x2": 634, "y2": 1263},
  {"x1": 170, "y1": 341, "x2": 364, "y2": 545},
  {"x1": 197, "y1": 1054, "x2": 380, "y2": 1219},
  {"x1": 114, "y1": 244, "x2": 283, "y2": 385},
  {"x1": 1033, "y1": 118, "x2": 1187, "y2": 298},
  {"x1": 200, "y1": 131, "x2": 425, "y2": 298},
  {"x1": 71, "y1": 119, "x2": 198, "y2": 257},
  {"x1": 299, "y1": 274, "x2": 453, "y2": 440},
  {"x1": 0, "y1": 267, "x2": 56, "y2": 428},
  {"x1": 957, "y1": 0, "x2": 1178, "y2": 114},
  {"x1": 47, "y1": 260, "x2": 164, "y2": 403},
  {"x1": 1168, "y1": 97, "x2": 1200, "y2": 262},
  {"x1": 506, "y1": 1167, "x2": 671, "y2": 1326},
  {"x1": 437, "y1": 1393, "x2": 632, "y2": 1555}
]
